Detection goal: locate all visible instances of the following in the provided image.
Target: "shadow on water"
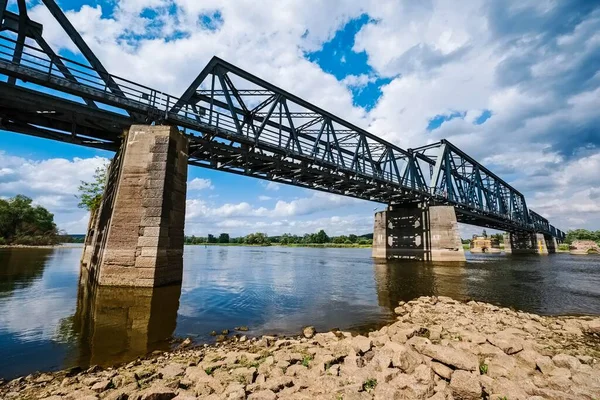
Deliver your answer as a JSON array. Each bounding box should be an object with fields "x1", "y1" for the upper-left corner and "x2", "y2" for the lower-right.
[{"x1": 71, "y1": 271, "x2": 182, "y2": 368}]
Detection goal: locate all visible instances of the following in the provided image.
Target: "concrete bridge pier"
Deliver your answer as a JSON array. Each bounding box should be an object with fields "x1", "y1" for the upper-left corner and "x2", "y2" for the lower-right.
[
  {"x1": 503, "y1": 232, "x2": 556, "y2": 255},
  {"x1": 81, "y1": 125, "x2": 188, "y2": 287},
  {"x1": 372, "y1": 203, "x2": 465, "y2": 262}
]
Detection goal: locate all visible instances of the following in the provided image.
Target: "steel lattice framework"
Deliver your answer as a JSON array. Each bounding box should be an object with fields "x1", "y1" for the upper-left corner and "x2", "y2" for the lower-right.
[{"x1": 0, "y1": 0, "x2": 564, "y2": 239}]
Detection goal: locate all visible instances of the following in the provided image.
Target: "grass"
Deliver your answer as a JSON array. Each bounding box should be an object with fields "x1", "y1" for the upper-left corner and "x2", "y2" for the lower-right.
[
  {"x1": 302, "y1": 354, "x2": 313, "y2": 367},
  {"x1": 204, "y1": 366, "x2": 217, "y2": 375},
  {"x1": 362, "y1": 378, "x2": 377, "y2": 391},
  {"x1": 479, "y1": 362, "x2": 488, "y2": 375}
]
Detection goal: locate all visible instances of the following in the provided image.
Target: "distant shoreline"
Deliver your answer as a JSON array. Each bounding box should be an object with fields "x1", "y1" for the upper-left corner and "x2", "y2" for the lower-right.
[
  {"x1": 185, "y1": 243, "x2": 372, "y2": 249},
  {"x1": 0, "y1": 244, "x2": 62, "y2": 249}
]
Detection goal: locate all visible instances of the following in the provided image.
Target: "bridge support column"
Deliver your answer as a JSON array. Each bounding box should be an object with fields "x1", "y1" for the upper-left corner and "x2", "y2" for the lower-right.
[
  {"x1": 81, "y1": 125, "x2": 188, "y2": 287},
  {"x1": 372, "y1": 203, "x2": 465, "y2": 262},
  {"x1": 545, "y1": 235, "x2": 558, "y2": 254},
  {"x1": 503, "y1": 232, "x2": 536, "y2": 254}
]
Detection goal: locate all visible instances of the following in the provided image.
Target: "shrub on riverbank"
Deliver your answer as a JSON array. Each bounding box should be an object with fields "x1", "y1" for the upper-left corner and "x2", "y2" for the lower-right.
[{"x1": 0, "y1": 195, "x2": 59, "y2": 246}]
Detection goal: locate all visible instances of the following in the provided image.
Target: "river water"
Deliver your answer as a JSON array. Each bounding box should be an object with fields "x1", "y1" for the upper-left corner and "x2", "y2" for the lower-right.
[{"x1": 0, "y1": 245, "x2": 599, "y2": 378}]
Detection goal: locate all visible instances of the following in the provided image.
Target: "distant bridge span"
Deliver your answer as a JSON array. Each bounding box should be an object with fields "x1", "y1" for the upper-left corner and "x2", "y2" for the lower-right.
[{"x1": 0, "y1": 1, "x2": 564, "y2": 286}]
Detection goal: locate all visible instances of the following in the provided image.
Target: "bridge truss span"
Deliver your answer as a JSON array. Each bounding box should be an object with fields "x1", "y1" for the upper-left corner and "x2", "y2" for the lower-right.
[{"x1": 0, "y1": 0, "x2": 564, "y2": 239}]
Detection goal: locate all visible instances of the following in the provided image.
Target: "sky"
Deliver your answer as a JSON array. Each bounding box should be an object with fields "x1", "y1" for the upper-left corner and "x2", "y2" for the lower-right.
[{"x1": 0, "y1": 0, "x2": 599, "y2": 237}]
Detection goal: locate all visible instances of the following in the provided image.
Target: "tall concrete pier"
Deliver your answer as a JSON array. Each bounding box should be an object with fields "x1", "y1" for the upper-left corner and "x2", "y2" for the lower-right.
[
  {"x1": 81, "y1": 125, "x2": 188, "y2": 287},
  {"x1": 372, "y1": 203, "x2": 465, "y2": 262}
]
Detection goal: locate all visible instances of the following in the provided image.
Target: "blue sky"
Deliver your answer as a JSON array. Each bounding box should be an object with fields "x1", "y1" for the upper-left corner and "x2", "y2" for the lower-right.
[{"x1": 1, "y1": 0, "x2": 599, "y2": 236}]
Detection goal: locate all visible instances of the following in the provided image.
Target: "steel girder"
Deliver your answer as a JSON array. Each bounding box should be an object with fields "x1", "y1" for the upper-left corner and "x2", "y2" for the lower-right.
[{"x1": 0, "y1": 0, "x2": 565, "y2": 239}]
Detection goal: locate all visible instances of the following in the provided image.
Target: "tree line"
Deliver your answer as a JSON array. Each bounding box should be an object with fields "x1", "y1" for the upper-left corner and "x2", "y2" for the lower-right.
[
  {"x1": 0, "y1": 195, "x2": 59, "y2": 245},
  {"x1": 565, "y1": 229, "x2": 600, "y2": 245},
  {"x1": 185, "y1": 230, "x2": 373, "y2": 246}
]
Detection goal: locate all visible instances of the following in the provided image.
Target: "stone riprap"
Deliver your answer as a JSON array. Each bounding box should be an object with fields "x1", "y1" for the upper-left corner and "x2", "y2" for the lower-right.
[{"x1": 2, "y1": 296, "x2": 599, "y2": 399}]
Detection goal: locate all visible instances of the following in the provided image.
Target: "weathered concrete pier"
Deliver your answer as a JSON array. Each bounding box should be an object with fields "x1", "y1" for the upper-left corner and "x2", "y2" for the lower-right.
[
  {"x1": 372, "y1": 203, "x2": 465, "y2": 262},
  {"x1": 81, "y1": 125, "x2": 188, "y2": 287},
  {"x1": 503, "y1": 232, "x2": 557, "y2": 255}
]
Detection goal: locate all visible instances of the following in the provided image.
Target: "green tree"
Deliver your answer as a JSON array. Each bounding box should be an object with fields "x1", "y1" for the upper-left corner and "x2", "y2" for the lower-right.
[
  {"x1": 218, "y1": 233, "x2": 230, "y2": 243},
  {"x1": 77, "y1": 164, "x2": 108, "y2": 212},
  {"x1": 314, "y1": 229, "x2": 329, "y2": 244},
  {"x1": 207, "y1": 234, "x2": 218, "y2": 243},
  {"x1": 348, "y1": 234, "x2": 358, "y2": 243},
  {"x1": 0, "y1": 195, "x2": 59, "y2": 245}
]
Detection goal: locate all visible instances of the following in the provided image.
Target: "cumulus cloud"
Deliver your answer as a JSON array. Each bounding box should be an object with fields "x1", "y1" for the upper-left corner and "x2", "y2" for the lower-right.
[
  {"x1": 185, "y1": 193, "x2": 367, "y2": 235},
  {"x1": 0, "y1": 152, "x2": 108, "y2": 233},
  {"x1": 188, "y1": 178, "x2": 214, "y2": 191}
]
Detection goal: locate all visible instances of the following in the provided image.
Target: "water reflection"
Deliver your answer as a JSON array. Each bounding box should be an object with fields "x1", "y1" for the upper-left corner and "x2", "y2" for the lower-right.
[
  {"x1": 0, "y1": 248, "x2": 52, "y2": 296},
  {"x1": 72, "y1": 273, "x2": 181, "y2": 367},
  {"x1": 373, "y1": 259, "x2": 468, "y2": 308}
]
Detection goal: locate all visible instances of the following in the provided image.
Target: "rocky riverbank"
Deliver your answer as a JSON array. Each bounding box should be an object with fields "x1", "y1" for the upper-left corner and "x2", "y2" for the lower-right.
[{"x1": 2, "y1": 296, "x2": 600, "y2": 399}]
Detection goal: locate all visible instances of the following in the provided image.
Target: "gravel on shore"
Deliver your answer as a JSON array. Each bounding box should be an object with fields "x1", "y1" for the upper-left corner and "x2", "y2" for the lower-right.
[{"x1": 1, "y1": 296, "x2": 599, "y2": 399}]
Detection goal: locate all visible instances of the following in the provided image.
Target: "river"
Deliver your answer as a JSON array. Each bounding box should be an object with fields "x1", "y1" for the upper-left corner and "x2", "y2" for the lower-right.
[{"x1": 0, "y1": 245, "x2": 598, "y2": 379}]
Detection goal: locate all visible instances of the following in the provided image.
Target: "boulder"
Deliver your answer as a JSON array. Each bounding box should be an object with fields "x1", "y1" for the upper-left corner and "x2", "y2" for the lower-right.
[
  {"x1": 487, "y1": 335, "x2": 523, "y2": 355},
  {"x1": 449, "y1": 370, "x2": 481, "y2": 400},
  {"x1": 552, "y1": 353, "x2": 580, "y2": 371},
  {"x1": 302, "y1": 326, "x2": 316, "y2": 339},
  {"x1": 420, "y1": 344, "x2": 478, "y2": 371},
  {"x1": 90, "y1": 379, "x2": 112, "y2": 393},
  {"x1": 430, "y1": 361, "x2": 453, "y2": 380},
  {"x1": 159, "y1": 364, "x2": 185, "y2": 379},
  {"x1": 247, "y1": 389, "x2": 277, "y2": 400},
  {"x1": 136, "y1": 383, "x2": 177, "y2": 400},
  {"x1": 351, "y1": 336, "x2": 373, "y2": 355}
]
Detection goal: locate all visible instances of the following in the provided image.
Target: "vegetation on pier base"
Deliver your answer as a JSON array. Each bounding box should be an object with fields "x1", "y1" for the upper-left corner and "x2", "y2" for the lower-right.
[
  {"x1": 77, "y1": 165, "x2": 108, "y2": 213},
  {"x1": 0, "y1": 195, "x2": 59, "y2": 246}
]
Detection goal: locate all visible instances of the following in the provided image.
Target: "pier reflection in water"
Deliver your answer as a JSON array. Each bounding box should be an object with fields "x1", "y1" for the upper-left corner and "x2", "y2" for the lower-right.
[
  {"x1": 0, "y1": 246, "x2": 599, "y2": 379},
  {"x1": 73, "y1": 275, "x2": 181, "y2": 368},
  {"x1": 373, "y1": 259, "x2": 468, "y2": 309}
]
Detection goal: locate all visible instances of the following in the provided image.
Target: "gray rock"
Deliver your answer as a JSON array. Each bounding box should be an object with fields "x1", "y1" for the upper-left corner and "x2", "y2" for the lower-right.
[
  {"x1": 247, "y1": 389, "x2": 277, "y2": 400},
  {"x1": 449, "y1": 370, "x2": 481, "y2": 400},
  {"x1": 431, "y1": 361, "x2": 453, "y2": 380},
  {"x1": 136, "y1": 383, "x2": 177, "y2": 400},
  {"x1": 91, "y1": 379, "x2": 112, "y2": 393},
  {"x1": 552, "y1": 353, "x2": 580, "y2": 371},
  {"x1": 420, "y1": 344, "x2": 478, "y2": 371},
  {"x1": 487, "y1": 335, "x2": 523, "y2": 355},
  {"x1": 302, "y1": 326, "x2": 316, "y2": 339},
  {"x1": 390, "y1": 344, "x2": 421, "y2": 373},
  {"x1": 265, "y1": 376, "x2": 294, "y2": 392},
  {"x1": 351, "y1": 335, "x2": 372, "y2": 355},
  {"x1": 159, "y1": 364, "x2": 185, "y2": 379}
]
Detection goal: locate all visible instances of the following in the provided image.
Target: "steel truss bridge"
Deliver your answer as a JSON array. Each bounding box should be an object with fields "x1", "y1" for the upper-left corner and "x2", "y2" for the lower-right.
[{"x1": 0, "y1": 0, "x2": 564, "y2": 239}]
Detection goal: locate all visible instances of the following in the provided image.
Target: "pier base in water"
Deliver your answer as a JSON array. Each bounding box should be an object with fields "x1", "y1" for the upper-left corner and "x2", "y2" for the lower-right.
[
  {"x1": 372, "y1": 203, "x2": 465, "y2": 262},
  {"x1": 81, "y1": 125, "x2": 188, "y2": 287}
]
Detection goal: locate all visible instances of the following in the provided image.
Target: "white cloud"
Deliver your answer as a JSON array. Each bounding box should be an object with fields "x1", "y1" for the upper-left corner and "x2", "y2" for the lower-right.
[
  {"x1": 342, "y1": 74, "x2": 376, "y2": 89},
  {"x1": 258, "y1": 195, "x2": 272, "y2": 201},
  {"x1": 263, "y1": 182, "x2": 281, "y2": 192},
  {"x1": 188, "y1": 178, "x2": 214, "y2": 190},
  {"x1": 0, "y1": 152, "x2": 108, "y2": 233}
]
